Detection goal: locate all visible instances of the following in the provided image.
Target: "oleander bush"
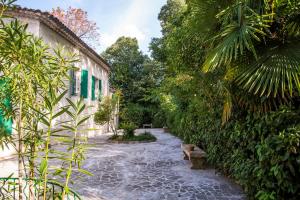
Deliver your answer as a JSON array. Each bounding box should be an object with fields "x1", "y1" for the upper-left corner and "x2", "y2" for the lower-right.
[{"x1": 0, "y1": 1, "x2": 91, "y2": 199}]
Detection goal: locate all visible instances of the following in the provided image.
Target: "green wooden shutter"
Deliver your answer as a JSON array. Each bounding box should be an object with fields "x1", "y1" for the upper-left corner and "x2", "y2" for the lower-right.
[
  {"x1": 0, "y1": 99, "x2": 12, "y2": 134},
  {"x1": 0, "y1": 80, "x2": 12, "y2": 134},
  {"x1": 80, "y1": 70, "x2": 88, "y2": 98},
  {"x1": 98, "y1": 79, "x2": 102, "y2": 98},
  {"x1": 70, "y1": 70, "x2": 76, "y2": 96},
  {"x1": 91, "y1": 76, "x2": 96, "y2": 100}
]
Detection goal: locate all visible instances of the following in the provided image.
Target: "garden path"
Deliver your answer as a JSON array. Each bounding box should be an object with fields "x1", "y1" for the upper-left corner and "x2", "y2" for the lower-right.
[{"x1": 72, "y1": 129, "x2": 245, "y2": 200}]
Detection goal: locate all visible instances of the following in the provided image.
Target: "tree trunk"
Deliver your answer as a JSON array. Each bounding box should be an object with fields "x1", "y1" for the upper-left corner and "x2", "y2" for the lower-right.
[
  {"x1": 18, "y1": 101, "x2": 24, "y2": 200},
  {"x1": 29, "y1": 141, "x2": 36, "y2": 200}
]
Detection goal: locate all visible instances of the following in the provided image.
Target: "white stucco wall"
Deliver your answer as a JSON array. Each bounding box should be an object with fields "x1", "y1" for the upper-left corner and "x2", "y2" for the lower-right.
[
  {"x1": 0, "y1": 16, "x2": 112, "y2": 158},
  {"x1": 38, "y1": 22, "x2": 111, "y2": 136}
]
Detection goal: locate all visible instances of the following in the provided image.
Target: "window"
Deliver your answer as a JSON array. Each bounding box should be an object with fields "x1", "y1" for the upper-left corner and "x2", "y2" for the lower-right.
[
  {"x1": 98, "y1": 79, "x2": 102, "y2": 99},
  {"x1": 70, "y1": 69, "x2": 81, "y2": 96},
  {"x1": 70, "y1": 70, "x2": 76, "y2": 96},
  {"x1": 0, "y1": 104, "x2": 12, "y2": 134},
  {"x1": 91, "y1": 76, "x2": 96, "y2": 101},
  {"x1": 80, "y1": 69, "x2": 88, "y2": 99},
  {"x1": 0, "y1": 80, "x2": 12, "y2": 134}
]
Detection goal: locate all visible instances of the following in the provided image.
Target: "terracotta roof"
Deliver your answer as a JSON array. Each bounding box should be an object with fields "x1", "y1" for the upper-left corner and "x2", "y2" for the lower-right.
[{"x1": 5, "y1": 6, "x2": 110, "y2": 71}]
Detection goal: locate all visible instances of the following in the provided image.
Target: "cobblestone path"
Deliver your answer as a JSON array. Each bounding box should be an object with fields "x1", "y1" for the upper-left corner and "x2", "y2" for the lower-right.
[{"x1": 72, "y1": 129, "x2": 245, "y2": 200}]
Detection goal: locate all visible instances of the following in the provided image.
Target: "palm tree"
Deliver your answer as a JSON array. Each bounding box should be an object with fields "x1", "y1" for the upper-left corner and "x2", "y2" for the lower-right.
[{"x1": 201, "y1": 0, "x2": 300, "y2": 118}]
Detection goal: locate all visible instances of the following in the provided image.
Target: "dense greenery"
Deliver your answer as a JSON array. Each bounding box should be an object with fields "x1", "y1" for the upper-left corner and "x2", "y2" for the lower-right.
[
  {"x1": 148, "y1": 0, "x2": 300, "y2": 199},
  {"x1": 102, "y1": 37, "x2": 164, "y2": 127}
]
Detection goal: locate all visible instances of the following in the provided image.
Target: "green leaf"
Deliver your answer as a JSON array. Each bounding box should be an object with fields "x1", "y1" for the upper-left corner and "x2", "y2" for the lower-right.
[
  {"x1": 235, "y1": 41, "x2": 300, "y2": 98},
  {"x1": 66, "y1": 98, "x2": 77, "y2": 111},
  {"x1": 40, "y1": 116, "x2": 50, "y2": 127},
  {"x1": 53, "y1": 107, "x2": 68, "y2": 119},
  {"x1": 39, "y1": 159, "x2": 48, "y2": 176},
  {"x1": 61, "y1": 125, "x2": 76, "y2": 132},
  {"x1": 54, "y1": 90, "x2": 68, "y2": 105},
  {"x1": 78, "y1": 168, "x2": 93, "y2": 176},
  {"x1": 77, "y1": 116, "x2": 90, "y2": 127}
]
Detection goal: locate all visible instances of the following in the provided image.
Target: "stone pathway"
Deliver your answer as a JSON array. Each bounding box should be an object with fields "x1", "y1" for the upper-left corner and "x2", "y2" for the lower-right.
[{"x1": 71, "y1": 129, "x2": 245, "y2": 200}]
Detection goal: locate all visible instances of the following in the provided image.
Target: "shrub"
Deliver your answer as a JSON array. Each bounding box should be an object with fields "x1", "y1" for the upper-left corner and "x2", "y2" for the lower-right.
[
  {"x1": 127, "y1": 132, "x2": 157, "y2": 142},
  {"x1": 164, "y1": 102, "x2": 300, "y2": 199},
  {"x1": 121, "y1": 103, "x2": 144, "y2": 127},
  {"x1": 218, "y1": 109, "x2": 300, "y2": 200},
  {"x1": 94, "y1": 95, "x2": 119, "y2": 135},
  {"x1": 120, "y1": 121, "x2": 137, "y2": 138}
]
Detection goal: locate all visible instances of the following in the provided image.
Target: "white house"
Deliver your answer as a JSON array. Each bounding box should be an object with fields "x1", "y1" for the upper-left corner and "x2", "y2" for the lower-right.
[{"x1": 0, "y1": 7, "x2": 112, "y2": 158}]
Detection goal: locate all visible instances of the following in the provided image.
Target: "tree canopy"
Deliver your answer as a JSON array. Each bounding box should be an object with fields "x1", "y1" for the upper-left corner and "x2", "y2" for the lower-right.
[
  {"x1": 51, "y1": 7, "x2": 100, "y2": 49},
  {"x1": 102, "y1": 36, "x2": 164, "y2": 127}
]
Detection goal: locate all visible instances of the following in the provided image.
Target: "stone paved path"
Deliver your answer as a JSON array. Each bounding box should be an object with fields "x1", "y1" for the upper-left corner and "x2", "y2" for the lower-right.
[{"x1": 71, "y1": 129, "x2": 245, "y2": 200}]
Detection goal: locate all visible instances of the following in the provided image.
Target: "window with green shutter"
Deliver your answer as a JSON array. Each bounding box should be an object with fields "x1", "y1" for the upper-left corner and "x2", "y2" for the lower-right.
[
  {"x1": 0, "y1": 80, "x2": 12, "y2": 134},
  {"x1": 70, "y1": 70, "x2": 76, "y2": 96},
  {"x1": 0, "y1": 100, "x2": 12, "y2": 135},
  {"x1": 80, "y1": 69, "x2": 88, "y2": 99},
  {"x1": 91, "y1": 76, "x2": 96, "y2": 101},
  {"x1": 98, "y1": 79, "x2": 102, "y2": 99}
]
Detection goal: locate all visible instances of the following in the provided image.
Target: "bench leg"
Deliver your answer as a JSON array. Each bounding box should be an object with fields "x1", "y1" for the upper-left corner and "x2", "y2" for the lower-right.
[
  {"x1": 183, "y1": 152, "x2": 189, "y2": 160},
  {"x1": 190, "y1": 158, "x2": 205, "y2": 169}
]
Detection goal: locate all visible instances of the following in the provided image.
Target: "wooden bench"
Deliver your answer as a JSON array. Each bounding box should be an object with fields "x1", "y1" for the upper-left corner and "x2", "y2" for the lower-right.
[
  {"x1": 143, "y1": 123, "x2": 152, "y2": 128},
  {"x1": 181, "y1": 144, "x2": 207, "y2": 169}
]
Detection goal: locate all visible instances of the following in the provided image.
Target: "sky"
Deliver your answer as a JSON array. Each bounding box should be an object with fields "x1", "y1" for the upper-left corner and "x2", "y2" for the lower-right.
[{"x1": 17, "y1": 0, "x2": 166, "y2": 54}]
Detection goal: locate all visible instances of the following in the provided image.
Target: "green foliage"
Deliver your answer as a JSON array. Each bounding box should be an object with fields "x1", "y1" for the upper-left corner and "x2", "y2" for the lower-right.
[
  {"x1": 94, "y1": 97, "x2": 114, "y2": 125},
  {"x1": 201, "y1": 0, "x2": 300, "y2": 112},
  {"x1": 211, "y1": 108, "x2": 300, "y2": 200},
  {"x1": 109, "y1": 131, "x2": 156, "y2": 142},
  {"x1": 0, "y1": 2, "x2": 88, "y2": 199},
  {"x1": 102, "y1": 37, "x2": 164, "y2": 127},
  {"x1": 163, "y1": 95, "x2": 300, "y2": 199},
  {"x1": 120, "y1": 121, "x2": 137, "y2": 138},
  {"x1": 153, "y1": 0, "x2": 300, "y2": 199},
  {"x1": 102, "y1": 37, "x2": 145, "y2": 103},
  {"x1": 0, "y1": 127, "x2": 12, "y2": 150},
  {"x1": 60, "y1": 98, "x2": 91, "y2": 198},
  {"x1": 121, "y1": 103, "x2": 144, "y2": 127},
  {"x1": 125, "y1": 132, "x2": 156, "y2": 142},
  {"x1": 94, "y1": 93, "x2": 120, "y2": 135}
]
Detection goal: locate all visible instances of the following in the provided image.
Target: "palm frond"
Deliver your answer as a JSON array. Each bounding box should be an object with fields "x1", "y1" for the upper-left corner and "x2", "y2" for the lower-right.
[
  {"x1": 235, "y1": 41, "x2": 300, "y2": 98},
  {"x1": 203, "y1": 2, "x2": 270, "y2": 72},
  {"x1": 233, "y1": 88, "x2": 291, "y2": 113},
  {"x1": 286, "y1": 15, "x2": 300, "y2": 37}
]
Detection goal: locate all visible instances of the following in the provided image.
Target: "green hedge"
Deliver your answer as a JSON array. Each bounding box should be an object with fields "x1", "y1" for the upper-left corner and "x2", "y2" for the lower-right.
[{"x1": 166, "y1": 105, "x2": 300, "y2": 200}]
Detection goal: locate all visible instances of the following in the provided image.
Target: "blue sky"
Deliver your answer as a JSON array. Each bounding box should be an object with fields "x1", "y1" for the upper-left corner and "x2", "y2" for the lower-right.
[{"x1": 17, "y1": 0, "x2": 166, "y2": 54}]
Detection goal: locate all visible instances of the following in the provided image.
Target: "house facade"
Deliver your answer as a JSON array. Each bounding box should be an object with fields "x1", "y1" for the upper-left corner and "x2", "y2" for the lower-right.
[{"x1": 0, "y1": 7, "x2": 112, "y2": 158}]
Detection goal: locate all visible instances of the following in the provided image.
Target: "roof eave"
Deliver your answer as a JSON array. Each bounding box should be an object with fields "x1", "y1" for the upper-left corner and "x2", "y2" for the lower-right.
[{"x1": 5, "y1": 7, "x2": 111, "y2": 72}]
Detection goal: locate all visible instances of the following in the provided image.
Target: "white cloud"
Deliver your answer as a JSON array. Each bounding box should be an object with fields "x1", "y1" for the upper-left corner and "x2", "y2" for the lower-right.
[
  {"x1": 99, "y1": 0, "x2": 160, "y2": 53},
  {"x1": 100, "y1": 24, "x2": 146, "y2": 50}
]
